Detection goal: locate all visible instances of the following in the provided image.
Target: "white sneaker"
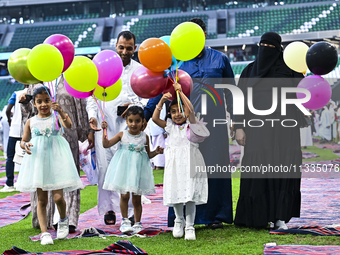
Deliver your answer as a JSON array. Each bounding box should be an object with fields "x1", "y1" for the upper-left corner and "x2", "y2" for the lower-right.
[
  {"x1": 119, "y1": 218, "x2": 133, "y2": 233},
  {"x1": 57, "y1": 217, "x2": 69, "y2": 239},
  {"x1": 173, "y1": 217, "x2": 185, "y2": 238},
  {"x1": 184, "y1": 227, "x2": 196, "y2": 240},
  {"x1": 275, "y1": 220, "x2": 288, "y2": 230},
  {"x1": 132, "y1": 222, "x2": 143, "y2": 234},
  {"x1": 0, "y1": 184, "x2": 16, "y2": 192},
  {"x1": 41, "y1": 232, "x2": 54, "y2": 245}
]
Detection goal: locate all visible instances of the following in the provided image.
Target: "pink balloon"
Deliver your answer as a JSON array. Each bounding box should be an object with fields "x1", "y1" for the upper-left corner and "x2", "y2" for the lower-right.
[
  {"x1": 64, "y1": 78, "x2": 93, "y2": 99},
  {"x1": 296, "y1": 75, "x2": 332, "y2": 110},
  {"x1": 163, "y1": 70, "x2": 193, "y2": 100},
  {"x1": 44, "y1": 34, "x2": 75, "y2": 73},
  {"x1": 93, "y1": 50, "x2": 123, "y2": 88},
  {"x1": 130, "y1": 66, "x2": 167, "y2": 99}
]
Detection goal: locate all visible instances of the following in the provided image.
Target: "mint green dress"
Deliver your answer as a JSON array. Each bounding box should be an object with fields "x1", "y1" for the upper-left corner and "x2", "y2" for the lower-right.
[
  {"x1": 16, "y1": 114, "x2": 83, "y2": 193},
  {"x1": 103, "y1": 130, "x2": 155, "y2": 195}
]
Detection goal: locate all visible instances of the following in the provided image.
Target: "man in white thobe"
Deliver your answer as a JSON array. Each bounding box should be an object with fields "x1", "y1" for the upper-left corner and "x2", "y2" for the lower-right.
[
  {"x1": 86, "y1": 31, "x2": 148, "y2": 223},
  {"x1": 319, "y1": 105, "x2": 332, "y2": 142}
]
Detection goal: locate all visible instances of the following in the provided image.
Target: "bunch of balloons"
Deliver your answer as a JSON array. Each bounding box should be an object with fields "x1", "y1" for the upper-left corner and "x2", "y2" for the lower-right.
[
  {"x1": 65, "y1": 49, "x2": 123, "y2": 101},
  {"x1": 8, "y1": 34, "x2": 75, "y2": 84},
  {"x1": 8, "y1": 34, "x2": 123, "y2": 102},
  {"x1": 283, "y1": 41, "x2": 337, "y2": 110},
  {"x1": 131, "y1": 21, "x2": 204, "y2": 99}
]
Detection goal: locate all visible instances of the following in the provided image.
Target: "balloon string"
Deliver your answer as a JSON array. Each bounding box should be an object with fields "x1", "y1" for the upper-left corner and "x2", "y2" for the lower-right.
[
  {"x1": 92, "y1": 95, "x2": 104, "y2": 120},
  {"x1": 177, "y1": 90, "x2": 185, "y2": 117},
  {"x1": 92, "y1": 94, "x2": 107, "y2": 138},
  {"x1": 54, "y1": 79, "x2": 63, "y2": 134},
  {"x1": 171, "y1": 67, "x2": 176, "y2": 83},
  {"x1": 103, "y1": 89, "x2": 107, "y2": 139},
  {"x1": 42, "y1": 84, "x2": 62, "y2": 133},
  {"x1": 169, "y1": 67, "x2": 175, "y2": 82},
  {"x1": 179, "y1": 91, "x2": 192, "y2": 113},
  {"x1": 55, "y1": 78, "x2": 58, "y2": 102},
  {"x1": 168, "y1": 76, "x2": 175, "y2": 84},
  {"x1": 175, "y1": 62, "x2": 179, "y2": 82}
]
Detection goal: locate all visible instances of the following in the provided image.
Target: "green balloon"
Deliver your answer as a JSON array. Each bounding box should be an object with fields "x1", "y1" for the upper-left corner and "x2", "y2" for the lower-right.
[
  {"x1": 8, "y1": 48, "x2": 40, "y2": 84},
  {"x1": 93, "y1": 79, "x2": 122, "y2": 101}
]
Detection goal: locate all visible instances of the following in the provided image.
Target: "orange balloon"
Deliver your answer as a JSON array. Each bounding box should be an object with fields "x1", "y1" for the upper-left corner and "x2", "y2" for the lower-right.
[{"x1": 139, "y1": 38, "x2": 172, "y2": 72}]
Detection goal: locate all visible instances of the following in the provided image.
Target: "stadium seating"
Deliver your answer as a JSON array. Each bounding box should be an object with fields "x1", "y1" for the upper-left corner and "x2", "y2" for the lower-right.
[
  {"x1": 142, "y1": 7, "x2": 181, "y2": 15},
  {"x1": 0, "y1": 79, "x2": 24, "y2": 110},
  {"x1": 44, "y1": 13, "x2": 100, "y2": 22},
  {"x1": 0, "y1": 22, "x2": 100, "y2": 53},
  {"x1": 125, "y1": 14, "x2": 214, "y2": 44},
  {"x1": 231, "y1": 64, "x2": 248, "y2": 76},
  {"x1": 227, "y1": 4, "x2": 339, "y2": 38}
]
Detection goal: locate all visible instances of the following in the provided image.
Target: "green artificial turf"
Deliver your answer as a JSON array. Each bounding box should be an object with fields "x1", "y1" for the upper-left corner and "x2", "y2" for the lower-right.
[{"x1": 0, "y1": 146, "x2": 339, "y2": 254}]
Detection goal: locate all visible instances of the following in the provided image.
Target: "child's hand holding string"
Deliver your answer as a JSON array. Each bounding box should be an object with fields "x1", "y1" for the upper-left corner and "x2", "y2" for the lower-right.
[
  {"x1": 101, "y1": 121, "x2": 108, "y2": 130},
  {"x1": 23, "y1": 142, "x2": 33, "y2": 155},
  {"x1": 51, "y1": 102, "x2": 63, "y2": 113},
  {"x1": 173, "y1": 82, "x2": 182, "y2": 92}
]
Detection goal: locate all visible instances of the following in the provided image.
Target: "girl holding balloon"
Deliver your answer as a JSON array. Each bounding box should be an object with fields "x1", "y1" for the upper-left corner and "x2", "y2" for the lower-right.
[
  {"x1": 16, "y1": 87, "x2": 83, "y2": 245},
  {"x1": 152, "y1": 83, "x2": 209, "y2": 240},
  {"x1": 20, "y1": 76, "x2": 93, "y2": 233},
  {"x1": 16, "y1": 34, "x2": 93, "y2": 233}
]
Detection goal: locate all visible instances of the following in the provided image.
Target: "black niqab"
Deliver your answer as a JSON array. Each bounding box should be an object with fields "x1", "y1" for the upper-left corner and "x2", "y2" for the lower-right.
[{"x1": 249, "y1": 32, "x2": 283, "y2": 81}]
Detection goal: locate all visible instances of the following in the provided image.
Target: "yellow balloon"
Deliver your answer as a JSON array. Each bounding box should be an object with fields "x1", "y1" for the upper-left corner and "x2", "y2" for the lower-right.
[
  {"x1": 64, "y1": 56, "x2": 98, "y2": 92},
  {"x1": 93, "y1": 79, "x2": 122, "y2": 101},
  {"x1": 27, "y1": 44, "x2": 63, "y2": 82},
  {"x1": 283, "y1": 42, "x2": 309, "y2": 73},
  {"x1": 170, "y1": 22, "x2": 205, "y2": 61}
]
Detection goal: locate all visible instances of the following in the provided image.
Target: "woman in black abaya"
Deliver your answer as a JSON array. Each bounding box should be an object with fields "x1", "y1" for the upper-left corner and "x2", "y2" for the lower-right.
[{"x1": 234, "y1": 32, "x2": 303, "y2": 229}]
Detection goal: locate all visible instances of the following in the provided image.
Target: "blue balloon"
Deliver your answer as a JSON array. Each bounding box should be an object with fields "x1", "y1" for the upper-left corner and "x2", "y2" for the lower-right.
[{"x1": 160, "y1": 35, "x2": 177, "y2": 71}]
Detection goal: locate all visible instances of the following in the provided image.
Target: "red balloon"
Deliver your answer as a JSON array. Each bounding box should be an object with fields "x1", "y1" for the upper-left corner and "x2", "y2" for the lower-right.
[
  {"x1": 130, "y1": 66, "x2": 167, "y2": 99},
  {"x1": 163, "y1": 70, "x2": 193, "y2": 100}
]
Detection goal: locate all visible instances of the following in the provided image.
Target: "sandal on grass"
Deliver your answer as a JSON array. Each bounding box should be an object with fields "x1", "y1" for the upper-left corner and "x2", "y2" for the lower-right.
[
  {"x1": 104, "y1": 211, "x2": 116, "y2": 225},
  {"x1": 207, "y1": 222, "x2": 223, "y2": 230}
]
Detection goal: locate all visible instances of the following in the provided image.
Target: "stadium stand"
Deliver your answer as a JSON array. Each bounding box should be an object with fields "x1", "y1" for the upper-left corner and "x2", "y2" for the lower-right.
[
  {"x1": 0, "y1": 79, "x2": 24, "y2": 110},
  {"x1": 124, "y1": 14, "x2": 215, "y2": 44},
  {"x1": 0, "y1": 22, "x2": 100, "y2": 53},
  {"x1": 0, "y1": 0, "x2": 339, "y2": 101},
  {"x1": 227, "y1": 4, "x2": 339, "y2": 38}
]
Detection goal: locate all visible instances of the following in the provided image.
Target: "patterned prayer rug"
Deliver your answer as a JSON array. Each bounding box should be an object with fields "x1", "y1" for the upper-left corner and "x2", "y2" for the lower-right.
[
  {"x1": 29, "y1": 185, "x2": 171, "y2": 241},
  {"x1": 2, "y1": 240, "x2": 147, "y2": 255},
  {"x1": 264, "y1": 244, "x2": 340, "y2": 254},
  {"x1": 0, "y1": 192, "x2": 30, "y2": 228}
]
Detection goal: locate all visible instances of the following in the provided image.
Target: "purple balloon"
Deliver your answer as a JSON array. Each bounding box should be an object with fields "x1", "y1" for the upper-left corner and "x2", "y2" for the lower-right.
[
  {"x1": 130, "y1": 66, "x2": 167, "y2": 99},
  {"x1": 44, "y1": 34, "x2": 75, "y2": 73},
  {"x1": 296, "y1": 75, "x2": 332, "y2": 110},
  {"x1": 93, "y1": 50, "x2": 123, "y2": 88},
  {"x1": 64, "y1": 78, "x2": 93, "y2": 99}
]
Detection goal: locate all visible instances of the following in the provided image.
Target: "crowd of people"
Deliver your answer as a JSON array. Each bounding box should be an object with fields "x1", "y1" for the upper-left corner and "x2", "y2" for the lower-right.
[{"x1": 0, "y1": 19, "x2": 339, "y2": 245}]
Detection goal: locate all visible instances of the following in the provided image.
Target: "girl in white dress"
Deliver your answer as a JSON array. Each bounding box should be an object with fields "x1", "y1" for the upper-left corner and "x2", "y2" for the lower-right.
[
  {"x1": 152, "y1": 84, "x2": 208, "y2": 241},
  {"x1": 16, "y1": 87, "x2": 83, "y2": 245},
  {"x1": 101, "y1": 106, "x2": 163, "y2": 234}
]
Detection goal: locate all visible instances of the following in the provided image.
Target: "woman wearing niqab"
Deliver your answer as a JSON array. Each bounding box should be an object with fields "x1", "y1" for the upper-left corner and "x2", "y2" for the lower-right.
[{"x1": 234, "y1": 32, "x2": 304, "y2": 229}]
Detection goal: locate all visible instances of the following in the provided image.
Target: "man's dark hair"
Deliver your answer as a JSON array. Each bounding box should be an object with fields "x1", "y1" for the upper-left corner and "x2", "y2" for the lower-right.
[
  {"x1": 117, "y1": 31, "x2": 136, "y2": 45},
  {"x1": 190, "y1": 18, "x2": 206, "y2": 32}
]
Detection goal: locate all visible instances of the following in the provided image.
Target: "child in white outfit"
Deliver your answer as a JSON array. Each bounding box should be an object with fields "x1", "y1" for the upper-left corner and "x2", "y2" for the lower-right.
[{"x1": 152, "y1": 84, "x2": 208, "y2": 240}]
